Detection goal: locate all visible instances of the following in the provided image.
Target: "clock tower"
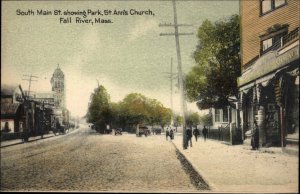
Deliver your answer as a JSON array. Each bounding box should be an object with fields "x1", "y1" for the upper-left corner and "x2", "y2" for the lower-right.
[{"x1": 50, "y1": 64, "x2": 65, "y2": 109}]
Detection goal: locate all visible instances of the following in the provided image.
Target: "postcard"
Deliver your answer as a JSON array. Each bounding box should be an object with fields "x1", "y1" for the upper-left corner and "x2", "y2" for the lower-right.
[{"x1": 1, "y1": 0, "x2": 299, "y2": 193}]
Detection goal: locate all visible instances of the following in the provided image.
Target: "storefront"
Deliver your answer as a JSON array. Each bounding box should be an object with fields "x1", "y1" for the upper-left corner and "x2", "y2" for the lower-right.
[
  {"x1": 238, "y1": 43, "x2": 299, "y2": 147},
  {"x1": 0, "y1": 103, "x2": 27, "y2": 140}
]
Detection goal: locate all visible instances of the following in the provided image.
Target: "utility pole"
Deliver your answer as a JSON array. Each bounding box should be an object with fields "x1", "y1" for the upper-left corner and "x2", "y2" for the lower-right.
[
  {"x1": 22, "y1": 74, "x2": 39, "y2": 98},
  {"x1": 170, "y1": 58, "x2": 174, "y2": 124},
  {"x1": 159, "y1": 0, "x2": 193, "y2": 149},
  {"x1": 19, "y1": 85, "x2": 29, "y2": 142},
  {"x1": 163, "y1": 58, "x2": 177, "y2": 126}
]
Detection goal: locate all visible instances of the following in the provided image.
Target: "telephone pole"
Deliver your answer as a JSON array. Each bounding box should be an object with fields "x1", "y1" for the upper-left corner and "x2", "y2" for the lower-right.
[
  {"x1": 159, "y1": 0, "x2": 193, "y2": 149},
  {"x1": 163, "y1": 58, "x2": 177, "y2": 126},
  {"x1": 22, "y1": 74, "x2": 39, "y2": 98},
  {"x1": 170, "y1": 58, "x2": 174, "y2": 122}
]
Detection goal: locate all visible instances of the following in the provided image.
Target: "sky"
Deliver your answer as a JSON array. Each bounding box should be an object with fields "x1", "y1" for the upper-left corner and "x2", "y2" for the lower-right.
[{"x1": 1, "y1": 0, "x2": 239, "y2": 118}]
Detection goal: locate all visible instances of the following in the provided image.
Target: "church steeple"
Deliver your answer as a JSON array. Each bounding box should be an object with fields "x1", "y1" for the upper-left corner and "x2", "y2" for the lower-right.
[{"x1": 50, "y1": 65, "x2": 65, "y2": 109}]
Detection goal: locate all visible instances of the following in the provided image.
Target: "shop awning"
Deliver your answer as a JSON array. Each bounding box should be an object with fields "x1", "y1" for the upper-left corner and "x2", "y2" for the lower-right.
[{"x1": 238, "y1": 43, "x2": 299, "y2": 87}]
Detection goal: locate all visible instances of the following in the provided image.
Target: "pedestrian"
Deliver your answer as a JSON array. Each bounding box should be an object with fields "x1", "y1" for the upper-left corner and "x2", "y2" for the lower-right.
[
  {"x1": 251, "y1": 120, "x2": 259, "y2": 150},
  {"x1": 193, "y1": 128, "x2": 200, "y2": 142},
  {"x1": 3, "y1": 122, "x2": 10, "y2": 133},
  {"x1": 186, "y1": 128, "x2": 192, "y2": 147},
  {"x1": 170, "y1": 128, "x2": 174, "y2": 140},
  {"x1": 202, "y1": 126, "x2": 208, "y2": 142},
  {"x1": 166, "y1": 128, "x2": 170, "y2": 140}
]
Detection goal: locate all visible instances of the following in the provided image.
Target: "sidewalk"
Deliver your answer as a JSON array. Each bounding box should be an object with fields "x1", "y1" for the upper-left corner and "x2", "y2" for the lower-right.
[
  {"x1": 171, "y1": 134, "x2": 299, "y2": 193},
  {"x1": 0, "y1": 133, "x2": 56, "y2": 148}
]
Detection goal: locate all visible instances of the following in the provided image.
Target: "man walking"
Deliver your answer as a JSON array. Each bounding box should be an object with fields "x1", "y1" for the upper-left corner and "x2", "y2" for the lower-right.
[
  {"x1": 186, "y1": 128, "x2": 193, "y2": 147},
  {"x1": 166, "y1": 128, "x2": 170, "y2": 140},
  {"x1": 202, "y1": 126, "x2": 208, "y2": 142},
  {"x1": 170, "y1": 128, "x2": 174, "y2": 140},
  {"x1": 193, "y1": 128, "x2": 200, "y2": 142}
]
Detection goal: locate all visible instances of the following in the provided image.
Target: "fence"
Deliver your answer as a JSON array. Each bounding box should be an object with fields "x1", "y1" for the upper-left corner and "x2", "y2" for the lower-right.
[
  {"x1": 205, "y1": 124, "x2": 243, "y2": 145},
  {"x1": 206, "y1": 124, "x2": 230, "y2": 142}
]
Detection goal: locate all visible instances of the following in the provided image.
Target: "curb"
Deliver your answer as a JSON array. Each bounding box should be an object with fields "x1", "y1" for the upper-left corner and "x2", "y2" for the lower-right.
[
  {"x1": 282, "y1": 147, "x2": 299, "y2": 156},
  {"x1": 0, "y1": 134, "x2": 56, "y2": 148},
  {"x1": 170, "y1": 141, "x2": 218, "y2": 192}
]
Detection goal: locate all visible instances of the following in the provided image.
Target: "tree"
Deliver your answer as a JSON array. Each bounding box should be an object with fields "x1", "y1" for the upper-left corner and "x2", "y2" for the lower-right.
[
  {"x1": 86, "y1": 85, "x2": 111, "y2": 133},
  {"x1": 109, "y1": 102, "x2": 124, "y2": 129},
  {"x1": 200, "y1": 113, "x2": 213, "y2": 127},
  {"x1": 87, "y1": 90, "x2": 173, "y2": 133},
  {"x1": 156, "y1": 106, "x2": 172, "y2": 130},
  {"x1": 117, "y1": 93, "x2": 172, "y2": 132},
  {"x1": 186, "y1": 14, "x2": 240, "y2": 109},
  {"x1": 186, "y1": 112, "x2": 200, "y2": 129},
  {"x1": 146, "y1": 98, "x2": 172, "y2": 129},
  {"x1": 120, "y1": 93, "x2": 150, "y2": 128}
]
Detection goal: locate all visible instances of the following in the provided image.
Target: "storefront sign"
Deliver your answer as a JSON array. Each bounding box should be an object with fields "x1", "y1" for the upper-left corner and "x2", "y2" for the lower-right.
[{"x1": 238, "y1": 45, "x2": 299, "y2": 87}]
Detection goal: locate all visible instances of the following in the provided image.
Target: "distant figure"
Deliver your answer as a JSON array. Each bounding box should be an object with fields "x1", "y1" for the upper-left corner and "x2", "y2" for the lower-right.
[
  {"x1": 251, "y1": 120, "x2": 259, "y2": 150},
  {"x1": 170, "y1": 129, "x2": 174, "y2": 140},
  {"x1": 202, "y1": 126, "x2": 208, "y2": 142},
  {"x1": 193, "y1": 128, "x2": 200, "y2": 142},
  {"x1": 3, "y1": 122, "x2": 10, "y2": 133},
  {"x1": 186, "y1": 128, "x2": 193, "y2": 147},
  {"x1": 166, "y1": 128, "x2": 170, "y2": 140}
]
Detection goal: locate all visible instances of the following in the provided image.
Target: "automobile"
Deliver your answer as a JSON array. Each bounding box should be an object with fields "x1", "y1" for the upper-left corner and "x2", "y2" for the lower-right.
[
  {"x1": 136, "y1": 125, "x2": 150, "y2": 137},
  {"x1": 153, "y1": 128, "x2": 162, "y2": 135},
  {"x1": 115, "y1": 128, "x2": 122, "y2": 135},
  {"x1": 105, "y1": 129, "x2": 112, "y2": 134}
]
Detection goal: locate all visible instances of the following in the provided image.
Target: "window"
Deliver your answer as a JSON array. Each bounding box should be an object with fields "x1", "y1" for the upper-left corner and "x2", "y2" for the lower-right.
[
  {"x1": 262, "y1": 0, "x2": 272, "y2": 14},
  {"x1": 275, "y1": 0, "x2": 286, "y2": 7},
  {"x1": 260, "y1": 31, "x2": 287, "y2": 54},
  {"x1": 223, "y1": 108, "x2": 229, "y2": 122},
  {"x1": 262, "y1": 38, "x2": 273, "y2": 51},
  {"x1": 215, "y1": 109, "x2": 221, "y2": 122},
  {"x1": 261, "y1": 0, "x2": 286, "y2": 15},
  {"x1": 215, "y1": 108, "x2": 230, "y2": 123}
]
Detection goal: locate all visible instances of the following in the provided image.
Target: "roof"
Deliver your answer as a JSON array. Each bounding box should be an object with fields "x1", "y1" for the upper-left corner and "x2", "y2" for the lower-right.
[
  {"x1": 1, "y1": 103, "x2": 21, "y2": 115},
  {"x1": 52, "y1": 66, "x2": 64, "y2": 78},
  {"x1": 33, "y1": 92, "x2": 55, "y2": 99},
  {"x1": 1, "y1": 84, "x2": 19, "y2": 96}
]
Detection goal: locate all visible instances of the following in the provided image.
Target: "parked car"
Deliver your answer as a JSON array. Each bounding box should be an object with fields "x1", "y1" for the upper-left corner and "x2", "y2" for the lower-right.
[
  {"x1": 153, "y1": 128, "x2": 162, "y2": 135},
  {"x1": 115, "y1": 128, "x2": 122, "y2": 135},
  {"x1": 136, "y1": 125, "x2": 150, "y2": 137}
]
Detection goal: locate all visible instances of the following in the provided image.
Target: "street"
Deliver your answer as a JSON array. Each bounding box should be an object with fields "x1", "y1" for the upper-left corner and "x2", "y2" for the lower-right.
[{"x1": 0, "y1": 124, "x2": 207, "y2": 192}]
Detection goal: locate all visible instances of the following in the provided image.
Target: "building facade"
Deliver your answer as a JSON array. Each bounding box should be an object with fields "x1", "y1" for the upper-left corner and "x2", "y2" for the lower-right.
[
  {"x1": 1, "y1": 85, "x2": 25, "y2": 134},
  {"x1": 238, "y1": 0, "x2": 299, "y2": 147},
  {"x1": 206, "y1": 105, "x2": 242, "y2": 145}
]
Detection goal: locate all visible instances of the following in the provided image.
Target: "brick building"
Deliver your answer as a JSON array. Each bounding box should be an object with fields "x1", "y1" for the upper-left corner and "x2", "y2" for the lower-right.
[{"x1": 238, "y1": 0, "x2": 299, "y2": 147}]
